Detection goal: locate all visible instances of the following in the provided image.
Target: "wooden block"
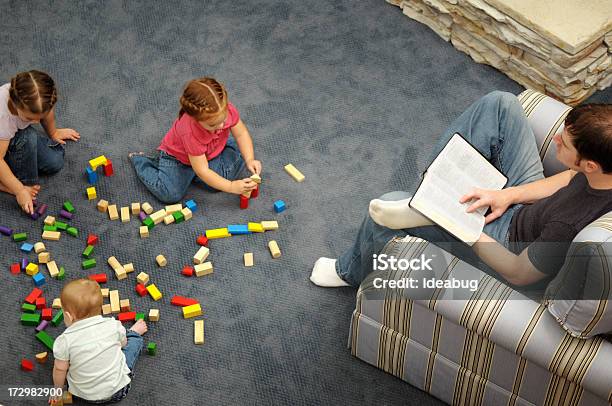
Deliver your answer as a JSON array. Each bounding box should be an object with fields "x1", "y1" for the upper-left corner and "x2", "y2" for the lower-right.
[
  {"x1": 250, "y1": 173, "x2": 262, "y2": 184},
  {"x1": 163, "y1": 214, "x2": 175, "y2": 225},
  {"x1": 182, "y1": 303, "x2": 202, "y2": 319},
  {"x1": 42, "y1": 230, "x2": 60, "y2": 241},
  {"x1": 25, "y1": 263, "x2": 38, "y2": 276},
  {"x1": 284, "y1": 163, "x2": 305, "y2": 182},
  {"x1": 109, "y1": 290, "x2": 120, "y2": 313},
  {"x1": 120, "y1": 299, "x2": 130, "y2": 312},
  {"x1": 38, "y1": 252, "x2": 51, "y2": 264},
  {"x1": 205, "y1": 228, "x2": 231, "y2": 239},
  {"x1": 261, "y1": 221, "x2": 279, "y2": 231},
  {"x1": 268, "y1": 240, "x2": 281, "y2": 258},
  {"x1": 148, "y1": 308, "x2": 159, "y2": 322},
  {"x1": 146, "y1": 284, "x2": 162, "y2": 301},
  {"x1": 101, "y1": 288, "x2": 109, "y2": 297},
  {"x1": 63, "y1": 391, "x2": 73, "y2": 404},
  {"x1": 194, "y1": 319, "x2": 204, "y2": 345},
  {"x1": 150, "y1": 209, "x2": 166, "y2": 225},
  {"x1": 52, "y1": 298, "x2": 62, "y2": 309},
  {"x1": 241, "y1": 190, "x2": 252, "y2": 198},
  {"x1": 193, "y1": 246, "x2": 210, "y2": 265},
  {"x1": 140, "y1": 226, "x2": 149, "y2": 238},
  {"x1": 43, "y1": 216, "x2": 55, "y2": 226},
  {"x1": 131, "y1": 202, "x2": 141, "y2": 215},
  {"x1": 244, "y1": 252, "x2": 254, "y2": 267},
  {"x1": 165, "y1": 203, "x2": 182, "y2": 214},
  {"x1": 89, "y1": 155, "x2": 108, "y2": 170},
  {"x1": 247, "y1": 222, "x2": 264, "y2": 233},
  {"x1": 194, "y1": 262, "x2": 213, "y2": 277},
  {"x1": 156, "y1": 254, "x2": 167, "y2": 267},
  {"x1": 108, "y1": 205, "x2": 119, "y2": 220},
  {"x1": 142, "y1": 202, "x2": 154, "y2": 214},
  {"x1": 101, "y1": 304, "x2": 111, "y2": 315},
  {"x1": 35, "y1": 352, "x2": 48, "y2": 364},
  {"x1": 86, "y1": 186, "x2": 97, "y2": 200},
  {"x1": 107, "y1": 256, "x2": 122, "y2": 271},
  {"x1": 120, "y1": 207, "x2": 130, "y2": 223},
  {"x1": 97, "y1": 199, "x2": 109, "y2": 212},
  {"x1": 123, "y1": 263, "x2": 134, "y2": 274},
  {"x1": 137, "y1": 272, "x2": 149, "y2": 285},
  {"x1": 181, "y1": 207, "x2": 193, "y2": 221},
  {"x1": 114, "y1": 267, "x2": 127, "y2": 280},
  {"x1": 46, "y1": 261, "x2": 59, "y2": 278}
]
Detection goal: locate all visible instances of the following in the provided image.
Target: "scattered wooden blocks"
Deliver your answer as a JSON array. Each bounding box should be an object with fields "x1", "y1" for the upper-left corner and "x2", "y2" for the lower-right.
[
  {"x1": 87, "y1": 186, "x2": 97, "y2": 200},
  {"x1": 115, "y1": 267, "x2": 127, "y2": 280},
  {"x1": 193, "y1": 246, "x2": 210, "y2": 265},
  {"x1": 131, "y1": 202, "x2": 141, "y2": 215},
  {"x1": 89, "y1": 155, "x2": 107, "y2": 170},
  {"x1": 101, "y1": 288, "x2": 109, "y2": 297},
  {"x1": 196, "y1": 235, "x2": 208, "y2": 246},
  {"x1": 163, "y1": 214, "x2": 175, "y2": 225},
  {"x1": 194, "y1": 319, "x2": 204, "y2": 345},
  {"x1": 52, "y1": 298, "x2": 62, "y2": 309},
  {"x1": 21, "y1": 359, "x2": 34, "y2": 371},
  {"x1": 35, "y1": 297, "x2": 46, "y2": 309},
  {"x1": 182, "y1": 266, "x2": 194, "y2": 277},
  {"x1": 165, "y1": 203, "x2": 182, "y2": 214},
  {"x1": 142, "y1": 202, "x2": 154, "y2": 215},
  {"x1": 156, "y1": 255, "x2": 167, "y2": 267},
  {"x1": 261, "y1": 220, "x2": 279, "y2": 231},
  {"x1": 10, "y1": 263, "x2": 20, "y2": 275},
  {"x1": 42, "y1": 308, "x2": 52, "y2": 320},
  {"x1": 35, "y1": 320, "x2": 49, "y2": 332},
  {"x1": 33, "y1": 272, "x2": 46, "y2": 286},
  {"x1": 248, "y1": 222, "x2": 264, "y2": 233},
  {"x1": 273, "y1": 200, "x2": 286, "y2": 213},
  {"x1": 87, "y1": 234, "x2": 99, "y2": 245},
  {"x1": 57, "y1": 266, "x2": 65, "y2": 280},
  {"x1": 185, "y1": 199, "x2": 197, "y2": 212},
  {"x1": 42, "y1": 231, "x2": 61, "y2": 241},
  {"x1": 46, "y1": 261, "x2": 59, "y2": 278},
  {"x1": 118, "y1": 311, "x2": 136, "y2": 323},
  {"x1": 55, "y1": 220, "x2": 68, "y2": 231},
  {"x1": 82, "y1": 245, "x2": 94, "y2": 258},
  {"x1": 250, "y1": 173, "x2": 262, "y2": 184},
  {"x1": 86, "y1": 167, "x2": 98, "y2": 184},
  {"x1": 171, "y1": 296, "x2": 199, "y2": 307},
  {"x1": 140, "y1": 226, "x2": 149, "y2": 238},
  {"x1": 25, "y1": 263, "x2": 39, "y2": 276},
  {"x1": 181, "y1": 207, "x2": 192, "y2": 221},
  {"x1": 135, "y1": 283, "x2": 147, "y2": 297},
  {"x1": 268, "y1": 240, "x2": 281, "y2": 258},
  {"x1": 182, "y1": 303, "x2": 202, "y2": 319},
  {"x1": 146, "y1": 284, "x2": 162, "y2": 301},
  {"x1": 143, "y1": 217, "x2": 154, "y2": 230},
  {"x1": 63, "y1": 200, "x2": 75, "y2": 213},
  {"x1": 172, "y1": 211, "x2": 185, "y2": 223},
  {"x1": 44, "y1": 216, "x2": 55, "y2": 226},
  {"x1": 107, "y1": 256, "x2": 123, "y2": 273},
  {"x1": 25, "y1": 288, "x2": 43, "y2": 304},
  {"x1": 120, "y1": 299, "x2": 131, "y2": 312},
  {"x1": 147, "y1": 342, "x2": 157, "y2": 355},
  {"x1": 66, "y1": 227, "x2": 78, "y2": 237},
  {"x1": 103, "y1": 159, "x2": 114, "y2": 176},
  {"x1": 137, "y1": 272, "x2": 149, "y2": 285},
  {"x1": 194, "y1": 262, "x2": 213, "y2": 277},
  {"x1": 102, "y1": 304, "x2": 111, "y2": 315},
  {"x1": 284, "y1": 163, "x2": 305, "y2": 182},
  {"x1": 35, "y1": 352, "x2": 48, "y2": 364},
  {"x1": 20, "y1": 242, "x2": 34, "y2": 252},
  {"x1": 239, "y1": 195, "x2": 249, "y2": 209},
  {"x1": 121, "y1": 207, "x2": 130, "y2": 223},
  {"x1": 149, "y1": 309, "x2": 159, "y2": 322},
  {"x1": 36, "y1": 330, "x2": 55, "y2": 350},
  {"x1": 108, "y1": 205, "x2": 119, "y2": 220},
  {"x1": 124, "y1": 263, "x2": 134, "y2": 274},
  {"x1": 206, "y1": 228, "x2": 231, "y2": 239},
  {"x1": 150, "y1": 209, "x2": 167, "y2": 225},
  {"x1": 82, "y1": 259, "x2": 97, "y2": 270},
  {"x1": 23, "y1": 303, "x2": 37, "y2": 312},
  {"x1": 21, "y1": 313, "x2": 41, "y2": 326},
  {"x1": 97, "y1": 199, "x2": 109, "y2": 213},
  {"x1": 110, "y1": 290, "x2": 120, "y2": 313},
  {"x1": 34, "y1": 242, "x2": 46, "y2": 254},
  {"x1": 244, "y1": 253, "x2": 254, "y2": 267},
  {"x1": 88, "y1": 273, "x2": 107, "y2": 283}
]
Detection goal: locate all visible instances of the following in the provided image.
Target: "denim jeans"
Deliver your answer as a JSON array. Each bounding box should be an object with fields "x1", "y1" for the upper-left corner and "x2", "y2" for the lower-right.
[
  {"x1": 337, "y1": 91, "x2": 546, "y2": 286},
  {"x1": 5, "y1": 126, "x2": 65, "y2": 184},
  {"x1": 130, "y1": 136, "x2": 247, "y2": 203}
]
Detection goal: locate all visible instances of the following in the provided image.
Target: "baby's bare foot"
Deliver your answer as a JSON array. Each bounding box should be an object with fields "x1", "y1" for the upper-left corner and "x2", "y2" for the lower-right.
[{"x1": 129, "y1": 319, "x2": 148, "y2": 336}]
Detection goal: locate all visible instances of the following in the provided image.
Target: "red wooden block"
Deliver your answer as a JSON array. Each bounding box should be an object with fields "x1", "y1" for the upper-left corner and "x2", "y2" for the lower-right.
[
  {"x1": 25, "y1": 288, "x2": 43, "y2": 304},
  {"x1": 42, "y1": 308, "x2": 52, "y2": 321},
  {"x1": 250, "y1": 185, "x2": 259, "y2": 199},
  {"x1": 103, "y1": 159, "x2": 114, "y2": 176},
  {"x1": 21, "y1": 359, "x2": 34, "y2": 371},
  {"x1": 35, "y1": 297, "x2": 46, "y2": 309},
  {"x1": 196, "y1": 235, "x2": 208, "y2": 246},
  {"x1": 10, "y1": 263, "x2": 20, "y2": 275},
  {"x1": 239, "y1": 195, "x2": 249, "y2": 209},
  {"x1": 181, "y1": 266, "x2": 194, "y2": 277},
  {"x1": 170, "y1": 296, "x2": 199, "y2": 307},
  {"x1": 135, "y1": 283, "x2": 147, "y2": 297},
  {"x1": 118, "y1": 312, "x2": 136, "y2": 322},
  {"x1": 87, "y1": 234, "x2": 99, "y2": 246},
  {"x1": 88, "y1": 274, "x2": 107, "y2": 283}
]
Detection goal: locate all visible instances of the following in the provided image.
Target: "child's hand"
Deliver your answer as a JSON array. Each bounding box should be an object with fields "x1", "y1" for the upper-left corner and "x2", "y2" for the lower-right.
[
  {"x1": 230, "y1": 179, "x2": 257, "y2": 195},
  {"x1": 48, "y1": 394, "x2": 63, "y2": 405},
  {"x1": 51, "y1": 128, "x2": 80, "y2": 145},
  {"x1": 246, "y1": 159, "x2": 262, "y2": 175},
  {"x1": 16, "y1": 187, "x2": 35, "y2": 214}
]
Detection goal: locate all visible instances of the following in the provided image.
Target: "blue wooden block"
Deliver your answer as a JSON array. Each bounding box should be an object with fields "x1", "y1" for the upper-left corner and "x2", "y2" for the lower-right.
[
  {"x1": 20, "y1": 243, "x2": 34, "y2": 253},
  {"x1": 86, "y1": 167, "x2": 98, "y2": 185},
  {"x1": 273, "y1": 200, "x2": 286, "y2": 213},
  {"x1": 185, "y1": 199, "x2": 197, "y2": 212},
  {"x1": 227, "y1": 224, "x2": 250, "y2": 235},
  {"x1": 32, "y1": 272, "x2": 46, "y2": 287}
]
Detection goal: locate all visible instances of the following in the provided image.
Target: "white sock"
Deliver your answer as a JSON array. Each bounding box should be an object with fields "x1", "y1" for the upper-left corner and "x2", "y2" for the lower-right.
[
  {"x1": 368, "y1": 198, "x2": 434, "y2": 229},
  {"x1": 310, "y1": 257, "x2": 349, "y2": 287}
]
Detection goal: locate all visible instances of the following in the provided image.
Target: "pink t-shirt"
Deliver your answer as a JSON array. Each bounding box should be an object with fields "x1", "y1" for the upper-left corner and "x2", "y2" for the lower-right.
[{"x1": 158, "y1": 102, "x2": 240, "y2": 165}]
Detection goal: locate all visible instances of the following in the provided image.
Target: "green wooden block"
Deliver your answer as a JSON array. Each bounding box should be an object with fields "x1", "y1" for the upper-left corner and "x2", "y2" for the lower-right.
[
  {"x1": 66, "y1": 227, "x2": 78, "y2": 237},
  {"x1": 172, "y1": 211, "x2": 184, "y2": 224},
  {"x1": 82, "y1": 245, "x2": 94, "y2": 258},
  {"x1": 51, "y1": 309, "x2": 64, "y2": 326},
  {"x1": 57, "y1": 266, "x2": 65, "y2": 280},
  {"x1": 21, "y1": 313, "x2": 41, "y2": 326},
  {"x1": 135, "y1": 313, "x2": 145, "y2": 321},
  {"x1": 12, "y1": 232, "x2": 27, "y2": 242},
  {"x1": 55, "y1": 221, "x2": 68, "y2": 231},
  {"x1": 35, "y1": 330, "x2": 55, "y2": 351},
  {"x1": 63, "y1": 201, "x2": 75, "y2": 213},
  {"x1": 82, "y1": 259, "x2": 97, "y2": 270},
  {"x1": 43, "y1": 225, "x2": 57, "y2": 232},
  {"x1": 143, "y1": 217, "x2": 154, "y2": 230},
  {"x1": 147, "y1": 342, "x2": 157, "y2": 355},
  {"x1": 22, "y1": 303, "x2": 37, "y2": 313}
]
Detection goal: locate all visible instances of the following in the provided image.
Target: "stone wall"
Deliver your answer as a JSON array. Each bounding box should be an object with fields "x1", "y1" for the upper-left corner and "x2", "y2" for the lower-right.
[{"x1": 388, "y1": 0, "x2": 611, "y2": 105}]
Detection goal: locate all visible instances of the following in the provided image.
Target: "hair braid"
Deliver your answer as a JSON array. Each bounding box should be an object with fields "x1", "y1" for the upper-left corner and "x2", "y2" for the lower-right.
[
  {"x1": 9, "y1": 70, "x2": 57, "y2": 114},
  {"x1": 178, "y1": 77, "x2": 228, "y2": 121}
]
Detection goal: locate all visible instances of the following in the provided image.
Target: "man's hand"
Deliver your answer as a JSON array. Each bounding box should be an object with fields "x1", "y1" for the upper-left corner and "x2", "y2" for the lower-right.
[
  {"x1": 229, "y1": 179, "x2": 257, "y2": 195},
  {"x1": 460, "y1": 188, "x2": 515, "y2": 224},
  {"x1": 51, "y1": 128, "x2": 80, "y2": 145},
  {"x1": 245, "y1": 159, "x2": 262, "y2": 176},
  {"x1": 16, "y1": 187, "x2": 35, "y2": 214}
]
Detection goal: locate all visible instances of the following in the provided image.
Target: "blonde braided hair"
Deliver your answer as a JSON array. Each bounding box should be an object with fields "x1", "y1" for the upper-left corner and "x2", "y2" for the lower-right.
[
  {"x1": 9, "y1": 70, "x2": 58, "y2": 115},
  {"x1": 179, "y1": 77, "x2": 228, "y2": 121}
]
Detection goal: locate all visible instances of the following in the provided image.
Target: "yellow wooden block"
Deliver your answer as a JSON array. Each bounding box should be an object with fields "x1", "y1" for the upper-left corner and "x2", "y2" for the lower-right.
[
  {"x1": 52, "y1": 298, "x2": 62, "y2": 309},
  {"x1": 163, "y1": 214, "x2": 175, "y2": 225},
  {"x1": 150, "y1": 209, "x2": 167, "y2": 225},
  {"x1": 108, "y1": 205, "x2": 119, "y2": 220},
  {"x1": 25, "y1": 263, "x2": 39, "y2": 276},
  {"x1": 194, "y1": 319, "x2": 204, "y2": 344},
  {"x1": 142, "y1": 202, "x2": 154, "y2": 215},
  {"x1": 244, "y1": 252, "x2": 254, "y2": 267},
  {"x1": 131, "y1": 202, "x2": 141, "y2": 215},
  {"x1": 284, "y1": 163, "x2": 305, "y2": 182},
  {"x1": 140, "y1": 226, "x2": 149, "y2": 238},
  {"x1": 268, "y1": 240, "x2": 281, "y2": 258},
  {"x1": 165, "y1": 204, "x2": 182, "y2": 214},
  {"x1": 100, "y1": 288, "x2": 109, "y2": 297},
  {"x1": 261, "y1": 221, "x2": 279, "y2": 231},
  {"x1": 146, "y1": 284, "x2": 162, "y2": 301},
  {"x1": 38, "y1": 252, "x2": 51, "y2": 264},
  {"x1": 42, "y1": 231, "x2": 61, "y2": 241},
  {"x1": 120, "y1": 207, "x2": 130, "y2": 223},
  {"x1": 34, "y1": 242, "x2": 46, "y2": 254},
  {"x1": 137, "y1": 272, "x2": 149, "y2": 285},
  {"x1": 102, "y1": 303, "x2": 112, "y2": 315},
  {"x1": 109, "y1": 290, "x2": 120, "y2": 313},
  {"x1": 205, "y1": 228, "x2": 231, "y2": 239},
  {"x1": 87, "y1": 186, "x2": 97, "y2": 200},
  {"x1": 194, "y1": 262, "x2": 213, "y2": 277},
  {"x1": 181, "y1": 207, "x2": 193, "y2": 221},
  {"x1": 156, "y1": 254, "x2": 167, "y2": 267},
  {"x1": 247, "y1": 222, "x2": 264, "y2": 233},
  {"x1": 193, "y1": 246, "x2": 210, "y2": 265},
  {"x1": 89, "y1": 155, "x2": 108, "y2": 170},
  {"x1": 97, "y1": 199, "x2": 109, "y2": 213},
  {"x1": 148, "y1": 308, "x2": 159, "y2": 322},
  {"x1": 43, "y1": 216, "x2": 55, "y2": 226},
  {"x1": 182, "y1": 303, "x2": 202, "y2": 319},
  {"x1": 47, "y1": 260, "x2": 59, "y2": 278}
]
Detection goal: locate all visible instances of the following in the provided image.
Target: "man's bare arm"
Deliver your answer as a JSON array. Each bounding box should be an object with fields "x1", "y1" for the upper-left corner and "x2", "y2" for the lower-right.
[{"x1": 507, "y1": 169, "x2": 576, "y2": 204}]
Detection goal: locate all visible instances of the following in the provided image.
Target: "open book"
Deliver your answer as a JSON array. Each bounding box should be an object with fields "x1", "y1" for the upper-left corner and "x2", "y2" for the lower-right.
[{"x1": 409, "y1": 133, "x2": 507, "y2": 245}]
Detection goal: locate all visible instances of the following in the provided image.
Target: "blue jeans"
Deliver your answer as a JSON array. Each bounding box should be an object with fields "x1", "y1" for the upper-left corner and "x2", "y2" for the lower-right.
[
  {"x1": 5, "y1": 126, "x2": 65, "y2": 184},
  {"x1": 337, "y1": 91, "x2": 546, "y2": 286},
  {"x1": 130, "y1": 137, "x2": 247, "y2": 203}
]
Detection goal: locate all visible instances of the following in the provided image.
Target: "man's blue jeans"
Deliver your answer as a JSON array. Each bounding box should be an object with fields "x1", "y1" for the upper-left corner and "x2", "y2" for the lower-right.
[
  {"x1": 337, "y1": 91, "x2": 546, "y2": 287},
  {"x1": 5, "y1": 126, "x2": 65, "y2": 184},
  {"x1": 130, "y1": 136, "x2": 247, "y2": 203}
]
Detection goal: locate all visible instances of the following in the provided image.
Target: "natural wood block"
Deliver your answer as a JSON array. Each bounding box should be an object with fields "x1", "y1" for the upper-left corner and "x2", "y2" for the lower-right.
[
  {"x1": 150, "y1": 209, "x2": 166, "y2": 225},
  {"x1": 34, "y1": 242, "x2": 46, "y2": 254},
  {"x1": 193, "y1": 246, "x2": 210, "y2": 265},
  {"x1": 181, "y1": 207, "x2": 193, "y2": 221},
  {"x1": 46, "y1": 261, "x2": 59, "y2": 278},
  {"x1": 108, "y1": 205, "x2": 119, "y2": 220},
  {"x1": 244, "y1": 253, "x2": 254, "y2": 267},
  {"x1": 44, "y1": 216, "x2": 56, "y2": 226},
  {"x1": 101, "y1": 288, "x2": 109, "y2": 297},
  {"x1": 102, "y1": 304, "x2": 111, "y2": 315},
  {"x1": 52, "y1": 298, "x2": 62, "y2": 309},
  {"x1": 97, "y1": 199, "x2": 109, "y2": 213},
  {"x1": 42, "y1": 231, "x2": 61, "y2": 241},
  {"x1": 121, "y1": 207, "x2": 130, "y2": 223},
  {"x1": 38, "y1": 252, "x2": 51, "y2": 264},
  {"x1": 120, "y1": 299, "x2": 130, "y2": 312},
  {"x1": 137, "y1": 272, "x2": 149, "y2": 285},
  {"x1": 131, "y1": 202, "x2": 141, "y2": 215},
  {"x1": 156, "y1": 254, "x2": 167, "y2": 267},
  {"x1": 163, "y1": 214, "x2": 175, "y2": 225},
  {"x1": 140, "y1": 226, "x2": 149, "y2": 238},
  {"x1": 109, "y1": 290, "x2": 120, "y2": 313},
  {"x1": 194, "y1": 262, "x2": 213, "y2": 277},
  {"x1": 123, "y1": 263, "x2": 134, "y2": 274},
  {"x1": 284, "y1": 163, "x2": 305, "y2": 182},
  {"x1": 165, "y1": 204, "x2": 182, "y2": 214},
  {"x1": 194, "y1": 319, "x2": 204, "y2": 344},
  {"x1": 261, "y1": 221, "x2": 279, "y2": 231},
  {"x1": 148, "y1": 308, "x2": 159, "y2": 322},
  {"x1": 268, "y1": 240, "x2": 281, "y2": 258},
  {"x1": 142, "y1": 202, "x2": 154, "y2": 214}
]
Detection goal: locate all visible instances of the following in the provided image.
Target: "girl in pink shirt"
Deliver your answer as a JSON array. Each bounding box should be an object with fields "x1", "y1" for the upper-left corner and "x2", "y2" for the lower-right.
[{"x1": 129, "y1": 77, "x2": 261, "y2": 203}]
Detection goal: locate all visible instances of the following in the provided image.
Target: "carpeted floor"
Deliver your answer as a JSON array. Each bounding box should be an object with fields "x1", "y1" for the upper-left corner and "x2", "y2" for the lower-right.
[{"x1": 1, "y1": 1, "x2": 610, "y2": 405}]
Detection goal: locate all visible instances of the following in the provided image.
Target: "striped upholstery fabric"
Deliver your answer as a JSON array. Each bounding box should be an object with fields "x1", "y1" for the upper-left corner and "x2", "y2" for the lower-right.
[{"x1": 350, "y1": 90, "x2": 612, "y2": 405}]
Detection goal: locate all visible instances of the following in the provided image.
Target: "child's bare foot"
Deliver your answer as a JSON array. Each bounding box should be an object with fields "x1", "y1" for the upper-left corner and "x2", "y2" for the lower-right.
[
  {"x1": 129, "y1": 319, "x2": 148, "y2": 335},
  {"x1": 128, "y1": 152, "x2": 144, "y2": 159}
]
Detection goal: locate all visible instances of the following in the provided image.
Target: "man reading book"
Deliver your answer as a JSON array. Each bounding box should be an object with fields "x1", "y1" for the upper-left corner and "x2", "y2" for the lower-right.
[{"x1": 311, "y1": 91, "x2": 612, "y2": 288}]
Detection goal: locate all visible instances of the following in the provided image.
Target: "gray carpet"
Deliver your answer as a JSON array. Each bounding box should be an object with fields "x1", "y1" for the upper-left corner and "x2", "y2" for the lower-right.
[{"x1": 1, "y1": 1, "x2": 610, "y2": 405}]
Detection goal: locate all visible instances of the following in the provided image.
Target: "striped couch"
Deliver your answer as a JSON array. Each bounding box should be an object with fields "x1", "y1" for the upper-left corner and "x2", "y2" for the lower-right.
[{"x1": 349, "y1": 90, "x2": 612, "y2": 405}]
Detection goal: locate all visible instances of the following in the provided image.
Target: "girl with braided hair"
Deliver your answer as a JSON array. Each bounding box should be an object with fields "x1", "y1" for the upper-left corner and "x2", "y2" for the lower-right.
[
  {"x1": 129, "y1": 77, "x2": 261, "y2": 203},
  {"x1": 0, "y1": 70, "x2": 80, "y2": 214}
]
